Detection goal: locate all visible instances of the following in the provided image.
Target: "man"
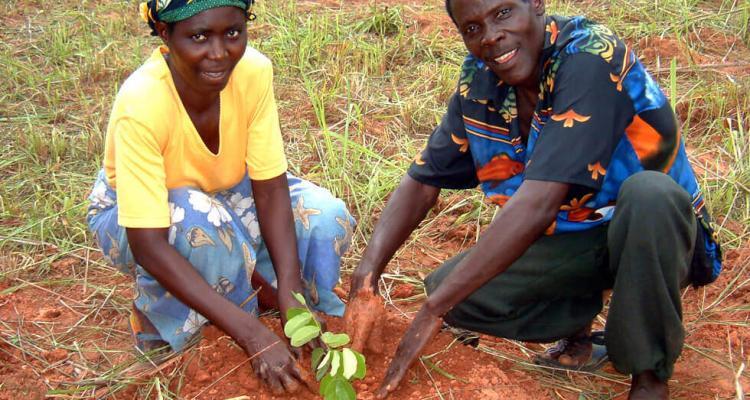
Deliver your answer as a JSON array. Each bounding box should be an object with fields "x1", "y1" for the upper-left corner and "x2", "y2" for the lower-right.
[{"x1": 345, "y1": 0, "x2": 722, "y2": 399}]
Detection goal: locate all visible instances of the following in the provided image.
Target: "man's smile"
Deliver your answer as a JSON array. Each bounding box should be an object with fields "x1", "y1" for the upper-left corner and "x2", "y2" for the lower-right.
[{"x1": 494, "y1": 48, "x2": 518, "y2": 64}]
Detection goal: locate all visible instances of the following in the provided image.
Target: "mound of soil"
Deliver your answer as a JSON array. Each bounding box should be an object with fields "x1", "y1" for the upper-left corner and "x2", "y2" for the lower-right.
[{"x1": 343, "y1": 287, "x2": 385, "y2": 353}]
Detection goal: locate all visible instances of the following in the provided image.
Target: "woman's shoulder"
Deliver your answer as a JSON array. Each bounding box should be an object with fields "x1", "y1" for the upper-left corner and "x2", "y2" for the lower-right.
[
  {"x1": 232, "y1": 46, "x2": 274, "y2": 80},
  {"x1": 113, "y1": 51, "x2": 175, "y2": 121}
]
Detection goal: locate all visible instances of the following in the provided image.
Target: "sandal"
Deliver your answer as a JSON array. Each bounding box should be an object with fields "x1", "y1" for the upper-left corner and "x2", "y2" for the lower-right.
[
  {"x1": 533, "y1": 331, "x2": 608, "y2": 372},
  {"x1": 441, "y1": 322, "x2": 480, "y2": 348},
  {"x1": 129, "y1": 306, "x2": 172, "y2": 363}
]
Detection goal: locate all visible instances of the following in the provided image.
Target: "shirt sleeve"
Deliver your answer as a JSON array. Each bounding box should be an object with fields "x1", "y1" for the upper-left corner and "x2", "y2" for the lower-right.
[
  {"x1": 114, "y1": 117, "x2": 171, "y2": 228},
  {"x1": 407, "y1": 92, "x2": 479, "y2": 189},
  {"x1": 245, "y1": 60, "x2": 288, "y2": 180},
  {"x1": 524, "y1": 53, "x2": 634, "y2": 190}
]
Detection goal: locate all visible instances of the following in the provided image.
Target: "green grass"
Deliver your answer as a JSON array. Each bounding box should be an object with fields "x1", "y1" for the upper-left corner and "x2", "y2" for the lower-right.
[{"x1": 0, "y1": 0, "x2": 748, "y2": 399}]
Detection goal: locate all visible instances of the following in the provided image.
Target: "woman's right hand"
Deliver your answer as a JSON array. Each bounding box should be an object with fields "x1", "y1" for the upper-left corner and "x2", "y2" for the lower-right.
[
  {"x1": 235, "y1": 317, "x2": 303, "y2": 395},
  {"x1": 125, "y1": 229, "x2": 306, "y2": 394}
]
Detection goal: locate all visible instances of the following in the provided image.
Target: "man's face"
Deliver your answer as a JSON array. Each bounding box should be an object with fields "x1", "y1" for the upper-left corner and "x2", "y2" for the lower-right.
[
  {"x1": 159, "y1": 7, "x2": 248, "y2": 95},
  {"x1": 451, "y1": 0, "x2": 545, "y2": 88}
]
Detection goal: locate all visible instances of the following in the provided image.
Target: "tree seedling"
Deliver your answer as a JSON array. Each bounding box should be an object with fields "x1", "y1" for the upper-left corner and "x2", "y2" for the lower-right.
[{"x1": 284, "y1": 292, "x2": 366, "y2": 400}]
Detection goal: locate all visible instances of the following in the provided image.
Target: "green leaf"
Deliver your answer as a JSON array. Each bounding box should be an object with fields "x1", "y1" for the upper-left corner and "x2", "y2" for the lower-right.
[
  {"x1": 285, "y1": 307, "x2": 307, "y2": 321},
  {"x1": 341, "y1": 348, "x2": 358, "y2": 379},
  {"x1": 283, "y1": 312, "x2": 313, "y2": 338},
  {"x1": 352, "y1": 350, "x2": 366, "y2": 380},
  {"x1": 318, "y1": 351, "x2": 332, "y2": 371},
  {"x1": 290, "y1": 325, "x2": 320, "y2": 347},
  {"x1": 321, "y1": 332, "x2": 350, "y2": 348},
  {"x1": 323, "y1": 377, "x2": 356, "y2": 400},
  {"x1": 292, "y1": 291, "x2": 307, "y2": 305},
  {"x1": 329, "y1": 350, "x2": 341, "y2": 377},
  {"x1": 311, "y1": 347, "x2": 325, "y2": 370},
  {"x1": 319, "y1": 375, "x2": 335, "y2": 396},
  {"x1": 316, "y1": 351, "x2": 332, "y2": 381}
]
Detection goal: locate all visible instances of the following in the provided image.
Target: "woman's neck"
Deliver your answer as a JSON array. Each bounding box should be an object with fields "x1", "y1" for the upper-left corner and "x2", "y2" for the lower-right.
[{"x1": 166, "y1": 55, "x2": 220, "y2": 113}]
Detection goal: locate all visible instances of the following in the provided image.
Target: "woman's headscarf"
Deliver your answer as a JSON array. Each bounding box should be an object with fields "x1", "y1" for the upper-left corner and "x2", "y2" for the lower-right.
[{"x1": 140, "y1": 0, "x2": 255, "y2": 35}]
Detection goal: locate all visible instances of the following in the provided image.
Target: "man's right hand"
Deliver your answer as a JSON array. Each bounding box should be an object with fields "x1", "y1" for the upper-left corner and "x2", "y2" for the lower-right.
[
  {"x1": 345, "y1": 177, "x2": 441, "y2": 352},
  {"x1": 349, "y1": 268, "x2": 378, "y2": 300},
  {"x1": 235, "y1": 316, "x2": 303, "y2": 395}
]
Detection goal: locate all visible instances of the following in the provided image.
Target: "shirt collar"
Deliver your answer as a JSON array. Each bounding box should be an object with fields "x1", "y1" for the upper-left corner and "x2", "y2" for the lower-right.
[{"x1": 463, "y1": 15, "x2": 560, "y2": 103}]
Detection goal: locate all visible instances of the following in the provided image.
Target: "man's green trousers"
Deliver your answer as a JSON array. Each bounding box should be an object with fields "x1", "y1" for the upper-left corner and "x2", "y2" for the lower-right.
[{"x1": 425, "y1": 171, "x2": 696, "y2": 381}]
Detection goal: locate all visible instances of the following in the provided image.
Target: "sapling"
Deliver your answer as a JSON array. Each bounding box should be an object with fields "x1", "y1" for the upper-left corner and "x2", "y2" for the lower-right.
[{"x1": 284, "y1": 292, "x2": 366, "y2": 400}]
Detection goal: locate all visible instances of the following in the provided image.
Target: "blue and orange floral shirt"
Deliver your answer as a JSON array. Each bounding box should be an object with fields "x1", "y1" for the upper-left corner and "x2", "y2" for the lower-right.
[{"x1": 408, "y1": 15, "x2": 721, "y2": 281}]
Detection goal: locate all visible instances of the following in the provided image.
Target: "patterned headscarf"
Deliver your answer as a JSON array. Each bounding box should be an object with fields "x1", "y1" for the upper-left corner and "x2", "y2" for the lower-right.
[{"x1": 140, "y1": 0, "x2": 254, "y2": 35}]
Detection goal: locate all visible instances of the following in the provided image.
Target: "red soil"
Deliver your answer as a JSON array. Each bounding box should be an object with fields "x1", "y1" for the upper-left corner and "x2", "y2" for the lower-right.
[
  {"x1": 177, "y1": 313, "x2": 549, "y2": 400},
  {"x1": 1, "y1": 238, "x2": 748, "y2": 399}
]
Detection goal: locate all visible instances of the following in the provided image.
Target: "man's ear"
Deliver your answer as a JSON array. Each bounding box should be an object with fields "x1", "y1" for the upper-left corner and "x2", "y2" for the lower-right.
[
  {"x1": 532, "y1": 0, "x2": 545, "y2": 16},
  {"x1": 155, "y1": 21, "x2": 170, "y2": 43}
]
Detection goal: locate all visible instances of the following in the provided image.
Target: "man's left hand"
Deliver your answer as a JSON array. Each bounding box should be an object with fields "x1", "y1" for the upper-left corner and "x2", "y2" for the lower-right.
[{"x1": 376, "y1": 306, "x2": 443, "y2": 399}]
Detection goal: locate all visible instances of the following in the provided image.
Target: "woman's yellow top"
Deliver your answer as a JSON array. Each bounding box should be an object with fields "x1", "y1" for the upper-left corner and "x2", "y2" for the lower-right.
[{"x1": 103, "y1": 46, "x2": 287, "y2": 228}]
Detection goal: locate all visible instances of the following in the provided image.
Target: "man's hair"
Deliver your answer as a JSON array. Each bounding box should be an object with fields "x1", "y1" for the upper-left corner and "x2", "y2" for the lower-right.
[
  {"x1": 446, "y1": 0, "x2": 532, "y2": 25},
  {"x1": 445, "y1": 0, "x2": 456, "y2": 25}
]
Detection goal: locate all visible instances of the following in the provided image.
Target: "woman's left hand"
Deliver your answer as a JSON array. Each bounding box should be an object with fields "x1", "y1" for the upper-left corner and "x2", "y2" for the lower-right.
[{"x1": 375, "y1": 306, "x2": 443, "y2": 399}]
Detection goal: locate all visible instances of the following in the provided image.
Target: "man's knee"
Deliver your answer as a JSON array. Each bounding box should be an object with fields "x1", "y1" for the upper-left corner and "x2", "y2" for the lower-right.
[
  {"x1": 424, "y1": 270, "x2": 441, "y2": 295},
  {"x1": 618, "y1": 171, "x2": 692, "y2": 218},
  {"x1": 424, "y1": 251, "x2": 469, "y2": 295}
]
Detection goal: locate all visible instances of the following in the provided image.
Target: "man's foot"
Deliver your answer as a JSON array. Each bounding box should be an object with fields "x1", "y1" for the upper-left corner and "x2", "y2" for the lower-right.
[
  {"x1": 533, "y1": 329, "x2": 608, "y2": 371},
  {"x1": 629, "y1": 371, "x2": 668, "y2": 400},
  {"x1": 539, "y1": 335, "x2": 592, "y2": 367}
]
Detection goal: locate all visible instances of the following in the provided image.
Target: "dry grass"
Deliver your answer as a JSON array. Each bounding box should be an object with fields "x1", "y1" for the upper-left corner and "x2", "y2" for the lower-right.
[{"x1": 0, "y1": 0, "x2": 748, "y2": 398}]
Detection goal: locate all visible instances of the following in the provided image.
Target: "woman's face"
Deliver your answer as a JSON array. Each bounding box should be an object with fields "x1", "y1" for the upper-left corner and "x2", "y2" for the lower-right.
[
  {"x1": 158, "y1": 6, "x2": 248, "y2": 96},
  {"x1": 451, "y1": 0, "x2": 545, "y2": 88}
]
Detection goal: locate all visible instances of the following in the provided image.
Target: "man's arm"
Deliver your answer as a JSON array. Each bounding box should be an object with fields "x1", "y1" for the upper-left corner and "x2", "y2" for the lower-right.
[
  {"x1": 422, "y1": 179, "x2": 567, "y2": 314},
  {"x1": 350, "y1": 175, "x2": 441, "y2": 295},
  {"x1": 376, "y1": 179, "x2": 568, "y2": 398}
]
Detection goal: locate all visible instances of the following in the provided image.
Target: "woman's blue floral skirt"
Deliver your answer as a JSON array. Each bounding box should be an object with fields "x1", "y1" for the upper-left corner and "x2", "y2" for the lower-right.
[{"x1": 86, "y1": 170, "x2": 355, "y2": 351}]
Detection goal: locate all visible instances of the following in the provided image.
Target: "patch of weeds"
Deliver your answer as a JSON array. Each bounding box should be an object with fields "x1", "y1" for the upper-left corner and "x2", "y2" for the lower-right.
[{"x1": 355, "y1": 5, "x2": 406, "y2": 37}]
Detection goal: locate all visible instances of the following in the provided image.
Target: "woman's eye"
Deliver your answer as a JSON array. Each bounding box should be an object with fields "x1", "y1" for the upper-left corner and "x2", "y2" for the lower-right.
[
  {"x1": 227, "y1": 29, "x2": 240, "y2": 38},
  {"x1": 497, "y1": 8, "x2": 511, "y2": 18},
  {"x1": 191, "y1": 33, "x2": 207, "y2": 42}
]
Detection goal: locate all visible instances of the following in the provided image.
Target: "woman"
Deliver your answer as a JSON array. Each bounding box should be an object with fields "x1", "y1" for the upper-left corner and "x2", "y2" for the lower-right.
[{"x1": 86, "y1": 0, "x2": 355, "y2": 393}]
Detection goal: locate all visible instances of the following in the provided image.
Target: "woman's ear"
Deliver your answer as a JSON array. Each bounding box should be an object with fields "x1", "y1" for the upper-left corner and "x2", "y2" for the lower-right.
[{"x1": 155, "y1": 21, "x2": 170, "y2": 43}]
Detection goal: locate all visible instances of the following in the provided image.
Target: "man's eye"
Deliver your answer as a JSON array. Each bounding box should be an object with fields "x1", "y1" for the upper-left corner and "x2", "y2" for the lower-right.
[
  {"x1": 191, "y1": 33, "x2": 207, "y2": 42},
  {"x1": 463, "y1": 25, "x2": 479, "y2": 35},
  {"x1": 497, "y1": 8, "x2": 511, "y2": 18}
]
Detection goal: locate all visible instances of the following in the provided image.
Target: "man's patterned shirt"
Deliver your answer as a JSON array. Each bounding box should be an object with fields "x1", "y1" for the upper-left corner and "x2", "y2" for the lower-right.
[{"x1": 408, "y1": 15, "x2": 721, "y2": 279}]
